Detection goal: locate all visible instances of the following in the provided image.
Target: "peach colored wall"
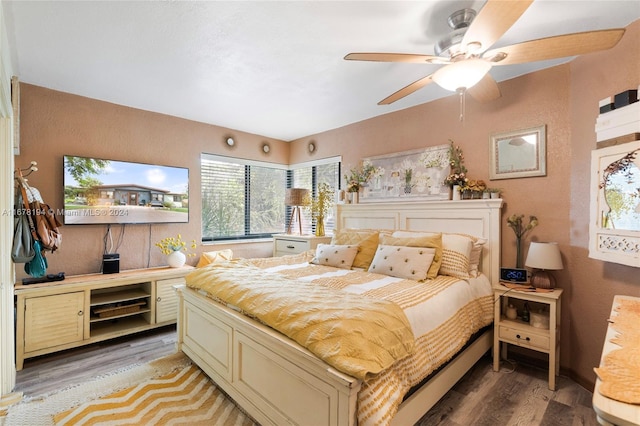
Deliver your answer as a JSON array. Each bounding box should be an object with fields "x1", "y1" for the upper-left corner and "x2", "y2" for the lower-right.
[
  {"x1": 291, "y1": 66, "x2": 574, "y2": 287},
  {"x1": 15, "y1": 20, "x2": 639, "y2": 389},
  {"x1": 568, "y1": 21, "x2": 640, "y2": 386},
  {"x1": 16, "y1": 85, "x2": 290, "y2": 277},
  {"x1": 290, "y1": 20, "x2": 640, "y2": 388}
]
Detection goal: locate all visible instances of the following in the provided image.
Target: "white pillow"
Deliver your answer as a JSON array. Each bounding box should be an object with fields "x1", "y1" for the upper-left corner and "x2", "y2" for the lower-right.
[
  {"x1": 439, "y1": 234, "x2": 474, "y2": 279},
  {"x1": 368, "y1": 245, "x2": 436, "y2": 281},
  {"x1": 469, "y1": 238, "x2": 487, "y2": 277},
  {"x1": 311, "y1": 244, "x2": 358, "y2": 269}
]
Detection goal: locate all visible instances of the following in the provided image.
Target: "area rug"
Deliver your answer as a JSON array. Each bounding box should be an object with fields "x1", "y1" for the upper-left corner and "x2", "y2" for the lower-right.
[{"x1": 1, "y1": 352, "x2": 256, "y2": 426}]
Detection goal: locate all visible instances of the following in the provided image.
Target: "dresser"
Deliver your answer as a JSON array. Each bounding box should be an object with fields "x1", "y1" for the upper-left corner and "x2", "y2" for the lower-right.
[
  {"x1": 272, "y1": 234, "x2": 332, "y2": 257},
  {"x1": 14, "y1": 266, "x2": 193, "y2": 370}
]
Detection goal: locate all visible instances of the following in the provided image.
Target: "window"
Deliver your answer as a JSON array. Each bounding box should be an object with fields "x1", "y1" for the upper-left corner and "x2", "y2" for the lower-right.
[
  {"x1": 201, "y1": 154, "x2": 340, "y2": 241},
  {"x1": 289, "y1": 160, "x2": 341, "y2": 235}
]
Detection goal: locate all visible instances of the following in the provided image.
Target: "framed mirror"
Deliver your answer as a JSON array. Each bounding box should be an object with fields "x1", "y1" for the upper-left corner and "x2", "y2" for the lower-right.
[
  {"x1": 589, "y1": 140, "x2": 640, "y2": 267},
  {"x1": 490, "y1": 125, "x2": 546, "y2": 180}
]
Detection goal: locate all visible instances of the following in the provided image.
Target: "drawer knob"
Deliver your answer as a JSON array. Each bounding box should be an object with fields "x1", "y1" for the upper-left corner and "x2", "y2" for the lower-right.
[
  {"x1": 286, "y1": 245, "x2": 295, "y2": 249},
  {"x1": 157, "y1": 297, "x2": 162, "y2": 302},
  {"x1": 78, "y1": 310, "x2": 83, "y2": 316},
  {"x1": 516, "y1": 334, "x2": 521, "y2": 339},
  {"x1": 526, "y1": 337, "x2": 531, "y2": 341}
]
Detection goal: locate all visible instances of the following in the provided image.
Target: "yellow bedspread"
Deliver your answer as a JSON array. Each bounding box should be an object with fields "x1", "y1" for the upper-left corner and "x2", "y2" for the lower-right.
[{"x1": 186, "y1": 262, "x2": 415, "y2": 380}]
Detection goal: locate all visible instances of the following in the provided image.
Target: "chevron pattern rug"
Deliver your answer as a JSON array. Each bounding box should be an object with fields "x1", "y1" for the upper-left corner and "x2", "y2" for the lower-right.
[{"x1": 2, "y1": 353, "x2": 256, "y2": 426}]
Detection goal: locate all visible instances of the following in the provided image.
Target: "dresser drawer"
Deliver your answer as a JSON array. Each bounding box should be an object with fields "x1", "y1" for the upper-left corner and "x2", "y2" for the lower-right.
[
  {"x1": 499, "y1": 325, "x2": 549, "y2": 351},
  {"x1": 275, "y1": 238, "x2": 310, "y2": 255}
]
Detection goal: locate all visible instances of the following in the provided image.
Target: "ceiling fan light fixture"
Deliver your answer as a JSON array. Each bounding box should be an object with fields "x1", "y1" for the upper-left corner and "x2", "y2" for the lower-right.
[{"x1": 432, "y1": 59, "x2": 491, "y2": 92}]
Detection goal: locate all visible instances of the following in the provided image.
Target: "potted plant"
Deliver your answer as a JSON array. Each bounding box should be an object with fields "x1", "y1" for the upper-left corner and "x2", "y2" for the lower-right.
[{"x1": 485, "y1": 188, "x2": 502, "y2": 199}]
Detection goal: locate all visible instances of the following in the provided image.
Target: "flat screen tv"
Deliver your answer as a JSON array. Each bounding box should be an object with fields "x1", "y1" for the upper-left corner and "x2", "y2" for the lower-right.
[{"x1": 63, "y1": 155, "x2": 189, "y2": 225}]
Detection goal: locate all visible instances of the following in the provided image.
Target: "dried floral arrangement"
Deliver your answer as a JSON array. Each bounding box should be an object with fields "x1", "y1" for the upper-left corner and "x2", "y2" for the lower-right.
[
  {"x1": 443, "y1": 140, "x2": 468, "y2": 187},
  {"x1": 507, "y1": 214, "x2": 539, "y2": 268},
  {"x1": 305, "y1": 183, "x2": 334, "y2": 220}
]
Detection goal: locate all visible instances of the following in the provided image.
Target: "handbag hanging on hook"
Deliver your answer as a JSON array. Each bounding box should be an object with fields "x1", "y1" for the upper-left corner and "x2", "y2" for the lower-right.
[
  {"x1": 16, "y1": 172, "x2": 48, "y2": 277},
  {"x1": 11, "y1": 191, "x2": 35, "y2": 263}
]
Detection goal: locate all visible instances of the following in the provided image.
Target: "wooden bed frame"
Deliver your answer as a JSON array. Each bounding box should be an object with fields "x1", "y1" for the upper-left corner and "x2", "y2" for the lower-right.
[{"x1": 177, "y1": 199, "x2": 503, "y2": 425}]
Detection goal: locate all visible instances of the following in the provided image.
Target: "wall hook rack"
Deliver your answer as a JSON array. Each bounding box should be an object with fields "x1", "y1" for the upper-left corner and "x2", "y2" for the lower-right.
[{"x1": 14, "y1": 161, "x2": 38, "y2": 178}]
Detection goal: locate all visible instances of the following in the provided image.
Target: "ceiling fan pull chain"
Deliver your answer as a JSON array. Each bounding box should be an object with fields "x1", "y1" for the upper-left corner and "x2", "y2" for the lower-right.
[{"x1": 458, "y1": 88, "x2": 466, "y2": 122}]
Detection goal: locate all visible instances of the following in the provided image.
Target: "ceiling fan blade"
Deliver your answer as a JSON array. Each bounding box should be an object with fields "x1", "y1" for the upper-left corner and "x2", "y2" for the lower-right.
[
  {"x1": 345, "y1": 53, "x2": 444, "y2": 64},
  {"x1": 467, "y1": 73, "x2": 501, "y2": 103},
  {"x1": 462, "y1": 0, "x2": 533, "y2": 54},
  {"x1": 483, "y1": 29, "x2": 625, "y2": 66},
  {"x1": 378, "y1": 75, "x2": 434, "y2": 105}
]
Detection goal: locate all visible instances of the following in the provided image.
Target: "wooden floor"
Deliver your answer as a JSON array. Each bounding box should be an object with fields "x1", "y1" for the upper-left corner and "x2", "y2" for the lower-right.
[
  {"x1": 417, "y1": 357, "x2": 598, "y2": 426},
  {"x1": 14, "y1": 325, "x2": 178, "y2": 397},
  {"x1": 14, "y1": 327, "x2": 598, "y2": 425}
]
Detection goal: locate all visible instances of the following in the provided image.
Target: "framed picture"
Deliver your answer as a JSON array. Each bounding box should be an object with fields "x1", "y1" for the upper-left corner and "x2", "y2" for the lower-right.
[
  {"x1": 359, "y1": 144, "x2": 450, "y2": 203},
  {"x1": 489, "y1": 125, "x2": 546, "y2": 180}
]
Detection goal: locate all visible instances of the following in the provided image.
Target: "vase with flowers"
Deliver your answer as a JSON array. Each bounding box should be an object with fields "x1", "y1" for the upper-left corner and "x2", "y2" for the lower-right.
[
  {"x1": 507, "y1": 214, "x2": 539, "y2": 268},
  {"x1": 305, "y1": 183, "x2": 334, "y2": 236},
  {"x1": 443, "y1": 140, "x2": 468, "y2": 200},
  {"x1": 156, "y1": 234, "x2": 197, "y2": 267},
  {"x1": 344, "y1": 160, "x2": 380, "y2": 202}
]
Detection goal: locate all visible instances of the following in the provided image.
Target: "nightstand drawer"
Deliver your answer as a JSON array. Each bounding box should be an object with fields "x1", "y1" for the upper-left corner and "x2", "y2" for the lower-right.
[
  {"x1": 275, "y1": 238, "x2": 310, "y2": 255},
  {"x1": 499, "y1": 326, "x2": 549, "y2": 351}
]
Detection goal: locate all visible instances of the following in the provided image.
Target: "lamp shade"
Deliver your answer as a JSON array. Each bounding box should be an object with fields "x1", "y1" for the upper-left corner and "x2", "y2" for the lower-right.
[
  {"x1": 525, "y1": 242, "x2": 563, "y2": 270},
  {"x1": 285, "y1": 188, "x2": 309, "y2": 206},
  {"x1": 431, "y1": 59, "x2": 492, "y2": 92}
]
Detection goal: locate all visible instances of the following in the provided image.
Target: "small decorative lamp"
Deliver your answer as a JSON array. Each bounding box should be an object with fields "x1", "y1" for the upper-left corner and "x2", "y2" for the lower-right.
[
  {"x1": 285, "y1": 188, "x2": 309, "y2": 235},
  {"x1": 525, "y1": 242, "x2": 563, "y2": 289}
]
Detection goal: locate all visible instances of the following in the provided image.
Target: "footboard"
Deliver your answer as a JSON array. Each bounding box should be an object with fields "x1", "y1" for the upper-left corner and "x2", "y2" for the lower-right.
[{"x1": 176, "y1": 286, "x2": 361, "y2": 426}]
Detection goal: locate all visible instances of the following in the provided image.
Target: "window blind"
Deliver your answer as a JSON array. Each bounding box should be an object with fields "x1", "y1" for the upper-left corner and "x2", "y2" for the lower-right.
[{"x1": 201, "y1": 154, "x2": 340, "y2": 241}]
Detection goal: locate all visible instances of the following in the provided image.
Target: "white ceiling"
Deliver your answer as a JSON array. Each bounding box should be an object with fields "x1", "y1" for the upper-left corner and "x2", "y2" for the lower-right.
[{"x1": 4, "y1": 1, "x2": 640, "y2": 141}]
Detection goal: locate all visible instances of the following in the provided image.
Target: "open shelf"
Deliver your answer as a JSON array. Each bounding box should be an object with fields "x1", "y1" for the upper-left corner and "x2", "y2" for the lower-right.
[
  {"x1": 498, "y1": 316, "x2": 550, "y2": 336},
  {"x1": 90, "y1": 316, "x2": 152, "y2": 338},
  {"x1": 90, "y1": 288, "x2": 150, "y2": 306}
]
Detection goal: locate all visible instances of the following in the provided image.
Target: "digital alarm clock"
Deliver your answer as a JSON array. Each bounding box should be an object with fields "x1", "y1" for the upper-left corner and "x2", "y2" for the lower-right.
[{"x1": 500, "y1": 267, "x2": 529, "y2": 283}]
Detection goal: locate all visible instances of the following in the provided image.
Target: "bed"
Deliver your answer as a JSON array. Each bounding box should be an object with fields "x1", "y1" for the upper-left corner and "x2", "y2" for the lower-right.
[{"x1": 176, "y1": 199, "x2": 503, "y2": 426}]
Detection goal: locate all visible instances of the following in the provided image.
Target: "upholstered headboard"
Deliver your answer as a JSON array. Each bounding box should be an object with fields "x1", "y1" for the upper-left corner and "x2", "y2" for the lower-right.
[{"x1": 335, "y1": 199, "x2": 503, "y2": 285}]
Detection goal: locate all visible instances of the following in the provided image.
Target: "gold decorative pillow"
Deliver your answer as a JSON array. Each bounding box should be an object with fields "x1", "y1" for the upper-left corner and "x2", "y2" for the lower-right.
[
  {"x1": 391, "y1": 231, "x2": 478, "y2": 279},
  {"x1": 311, "y1": 244, "x2": 358, "y2": 269},
  {"x1": 331, "y1": 229, "x2": 379, "y2": 269},
  {"x1": 382, "y1": 233, "x2": 442, "y2": 279},
  {"x1": 196, "y1": 249, "x2": 233, "y2": 268},
  {"x1": 368, "y1": 245, "x2": 436, "y2": 281}
]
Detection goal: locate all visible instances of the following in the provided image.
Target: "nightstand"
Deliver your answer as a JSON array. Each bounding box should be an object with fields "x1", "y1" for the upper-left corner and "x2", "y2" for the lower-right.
[
  {"x1": 273, "y1": 234, "x2": 332, "y2": 257},
  {"x1": 492, "y1": 283, "x2": 563, "y2": 390}
]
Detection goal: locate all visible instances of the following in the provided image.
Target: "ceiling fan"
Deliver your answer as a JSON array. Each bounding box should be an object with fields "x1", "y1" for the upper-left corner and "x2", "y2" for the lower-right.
[{"x1": 345, "y1": 0, "x2": 625, "y2": 106}]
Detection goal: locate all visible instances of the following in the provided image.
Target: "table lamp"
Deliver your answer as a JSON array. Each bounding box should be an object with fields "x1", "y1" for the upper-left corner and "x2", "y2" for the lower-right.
[
  {"x1": 525, "y1": 242, "x2": 563, "y2": 289},
  {"x1": 285, "y1": 188, "x2": 309, "y2": 235}
]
